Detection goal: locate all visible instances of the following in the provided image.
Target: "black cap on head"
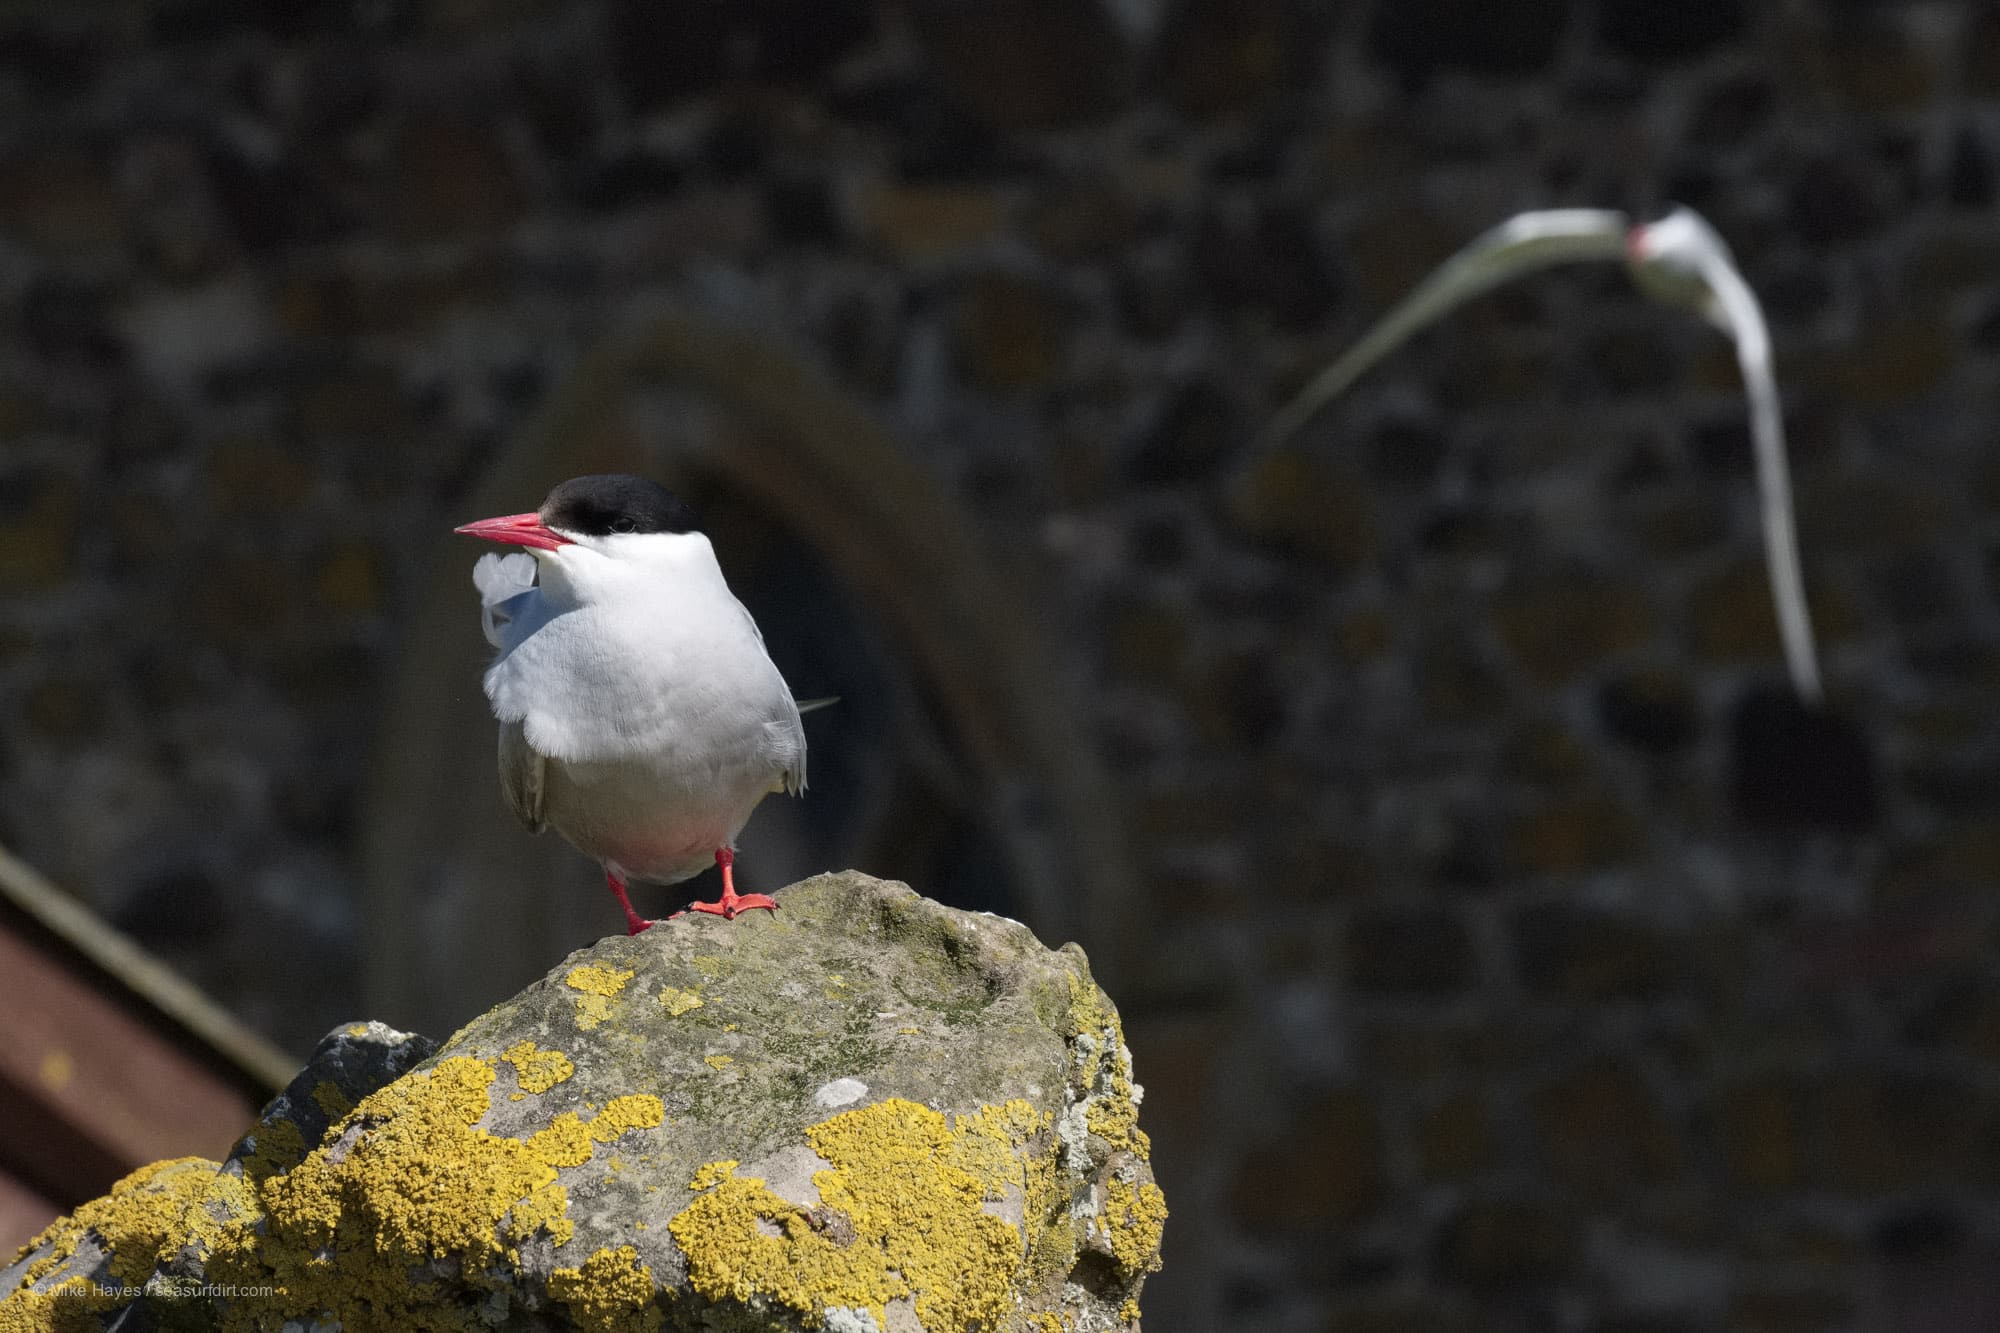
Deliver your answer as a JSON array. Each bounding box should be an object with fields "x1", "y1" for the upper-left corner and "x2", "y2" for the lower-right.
[{"x1": 539, "y1": 474, "x2": 700, "y2": 538}]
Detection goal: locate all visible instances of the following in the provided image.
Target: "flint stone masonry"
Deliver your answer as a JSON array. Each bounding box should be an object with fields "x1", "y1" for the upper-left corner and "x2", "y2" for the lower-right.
[{"x1": 0, "y1": 872, "x2": 1163, "y2": 1331}]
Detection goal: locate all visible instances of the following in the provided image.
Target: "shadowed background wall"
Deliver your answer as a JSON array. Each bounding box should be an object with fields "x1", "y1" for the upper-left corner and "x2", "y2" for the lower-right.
[{"x1": 3, "y1": 2, "x2": 1999, "y2": 1329}]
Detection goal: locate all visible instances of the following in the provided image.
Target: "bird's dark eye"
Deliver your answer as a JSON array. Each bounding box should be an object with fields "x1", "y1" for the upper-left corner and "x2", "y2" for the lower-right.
[{"x1": 611, "y1": 517, "x2": 637, "y2": 534}]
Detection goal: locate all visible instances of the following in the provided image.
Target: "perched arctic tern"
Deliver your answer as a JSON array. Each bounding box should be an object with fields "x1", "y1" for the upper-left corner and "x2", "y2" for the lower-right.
[
  {"x1": 456, "y1": 474, "x2": 807, "y2": 933},
  {"x1": 1263, "y1": 206, "x2": 1823, "y2": 704}
]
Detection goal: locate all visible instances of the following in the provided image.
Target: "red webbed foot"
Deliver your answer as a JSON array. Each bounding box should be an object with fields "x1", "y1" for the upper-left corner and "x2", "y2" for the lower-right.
[
  {"x1": 686, "y1": 891, "x2": 777, "y2": 920},
  {"x1": 681, "y1": 847, "x2": 777, "y2": 922}
]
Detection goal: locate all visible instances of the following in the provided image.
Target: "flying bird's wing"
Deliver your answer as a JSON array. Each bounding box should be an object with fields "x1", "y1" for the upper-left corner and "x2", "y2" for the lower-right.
[
  {"x1": 497, "y1": 717, "x2": 548, "y2": 833},
  {"x1": 1261, "y1": 209, "x2": 1631, "y2": 450},
  {"x1": 1631, "y1": 208, "x2": 1821, "y2": 703},
  {"x1": 473, "y1": 552, "x2": 541, "y2": 650},
  {"x1": 1713, "y1": 262, "x2": 1820, "y2": 704},
  {"x1": 1262, "y1": 201, "x2": 1824, "y2": 705}
]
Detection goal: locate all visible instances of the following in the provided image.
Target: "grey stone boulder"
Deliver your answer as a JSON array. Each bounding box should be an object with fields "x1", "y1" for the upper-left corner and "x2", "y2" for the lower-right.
[{"x1": 0, "y1": 871, "x2": 1165, "y2": 1332}]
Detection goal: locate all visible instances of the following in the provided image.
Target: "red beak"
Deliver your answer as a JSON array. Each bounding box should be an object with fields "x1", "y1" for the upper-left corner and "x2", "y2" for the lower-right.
[{"x1": 453, "y1": 511, "x2": 573, "y2": 552}]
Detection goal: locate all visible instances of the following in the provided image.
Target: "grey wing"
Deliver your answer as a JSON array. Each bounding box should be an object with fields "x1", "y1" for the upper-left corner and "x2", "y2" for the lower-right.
[
  {"x1": 497, "y1": 718, "x2": 548, "y2": 833},
  {"x1": 774, "y1": 688, "x2": 808, "y2": 797},
  {"x1": 726, "y1": 594, "x2": 810, "y2": 797},
  {"x1": 1260, "y1": 208, "x2": 1632, "y2": 450}
]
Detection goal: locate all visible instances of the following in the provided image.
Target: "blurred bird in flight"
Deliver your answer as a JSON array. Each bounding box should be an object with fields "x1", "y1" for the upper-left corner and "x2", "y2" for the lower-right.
[{"x1": 1264, "y1": 206, "x2": 1823, "y2": 705}]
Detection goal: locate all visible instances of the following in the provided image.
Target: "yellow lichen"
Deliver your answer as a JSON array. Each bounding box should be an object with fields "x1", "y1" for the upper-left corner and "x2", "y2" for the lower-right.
[
  {"x1": 1064, "y1": 972, "x2": 1151, "y2": 1161},
  {"x1": 1052, "y1": 967, "x2": 1164, "y2": 1303},
  {"x1": 1099, "y1": 1175, "x2": 1166, "y2": 1281},
  {"x1": 509, "y1": 1183, "x2": 575, "y2": 1252},
  {"x1": 527, "y1": 1115, "x2": 596, "y2": 1169},
  {"x1": 548, "y1": 1245, "x2": 660, "y2": 1333},
  {"x1": 566, "y1": 964, "x2": 634, "y2": 997},
  {"x1": 181, "y1": 1168, "x2": 257, "y2": 1259},
  {"x1": 171, "y1": 1052, "x2": 671, "y2": 1327},
  {"x1": 1120, "y1": 1295, "x2": 1142, "y2": 1322},
  {"x1": 311, "y1": 1080, "x2": 353, "y2": 1120},
  {"x1": 500, "y1": 1040, "x2": 576, "y2": 1094},
  {"x1": 1, "y1": 1275, "x2": 96, "y2": 1332},
  {"x1": 590, "y1": 1095, "x2": 666, "y2": 1142},
  {"x1": 565, "y1": 965, "x2": 633, "y2": 1030},
  {"x1": 688, "y1": 1160, "x2": 738, "y2": 1191},
  {"x1": 669, "y1": 1168, "x2": 900, "y2": 1316},
  {"x1": 516, "y1": 1095, "x2": 662, "y2": 1174},
  {"x1": 257, "y1": 1058, "x2": 570, "y2": 1270},
  {"x1": 669, "y1": 1097, "x2": 1049, "y2": 1332},
  {"x1": 8, "y1": 1156, "x2": 219, "y2": 1302},
  {"x1": 657, "y1": 987, "x2": 702, "y2": 1016},
  {"x1": 240, "y1": 1117, "x2": 310, "y2": 1181},
  {"x1": 702, "y1": 1055, "x2": 733, "y2": 1071},
  {"x1": 1085, "y1": 1097, "x2": 1151, "y2": 1161}
]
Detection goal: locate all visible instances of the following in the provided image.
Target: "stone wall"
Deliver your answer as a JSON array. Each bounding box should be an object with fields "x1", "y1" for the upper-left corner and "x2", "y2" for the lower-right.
[{"x1": 3, "y1": 2, "x2": 1999, "y2": 1329}]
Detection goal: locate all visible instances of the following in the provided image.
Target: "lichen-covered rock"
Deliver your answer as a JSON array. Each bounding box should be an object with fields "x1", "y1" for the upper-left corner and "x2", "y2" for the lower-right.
[
  {"x1": 231, "y1": 1018, "x2": 442, "y2": 1176},
  {"x1": 0, "y1": 872, "x2": 1164, "y2": 1331},
  {"x1": 0, "y1": 1020, "x2": 435, "y2": 1330}
]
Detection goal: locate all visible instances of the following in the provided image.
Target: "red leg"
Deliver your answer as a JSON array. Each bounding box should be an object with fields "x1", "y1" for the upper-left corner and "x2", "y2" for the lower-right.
[
  {"x1": 604, "y1": 869, "x2": 654, "y2": 935},
  {"x1": 685, "y1": 846, "x2": 777, "y2": 921}
]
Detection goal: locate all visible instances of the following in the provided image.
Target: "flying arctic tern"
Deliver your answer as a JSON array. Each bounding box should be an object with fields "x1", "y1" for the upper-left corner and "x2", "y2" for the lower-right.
[
  {"x1": 1263, "y1": 206, "x2": 1823, "y2": 704},
  {"x1": 457, "y1": 474, "x2": 808, "y2": 933}
]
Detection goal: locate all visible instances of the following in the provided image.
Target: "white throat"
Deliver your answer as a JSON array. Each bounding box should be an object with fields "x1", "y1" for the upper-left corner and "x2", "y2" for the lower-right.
[{"x1": 532, "y1": 530, "x2": 723, "y2": 611}]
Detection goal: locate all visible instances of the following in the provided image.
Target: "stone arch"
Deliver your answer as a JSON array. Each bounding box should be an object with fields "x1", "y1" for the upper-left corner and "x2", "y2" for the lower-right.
[{"x1": 360, "y1": 313, "x2": 1136, "y2": 1035}]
